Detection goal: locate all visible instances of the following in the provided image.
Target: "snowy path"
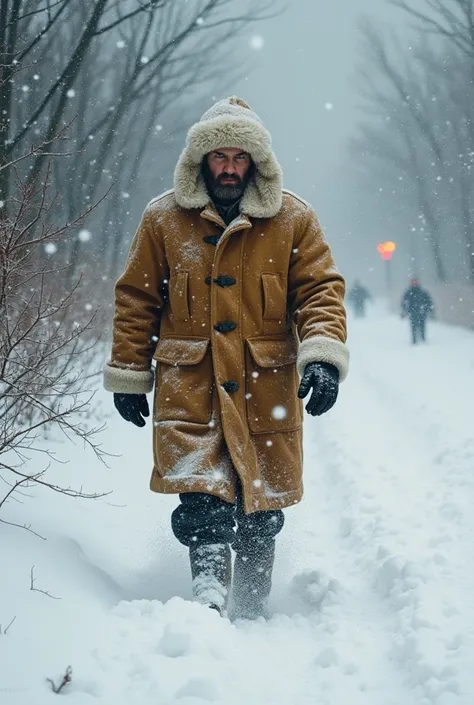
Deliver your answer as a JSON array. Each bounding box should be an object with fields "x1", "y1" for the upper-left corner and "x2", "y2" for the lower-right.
[{"x1": 1, "y1": 308, "x2": 473, "y2": 704}]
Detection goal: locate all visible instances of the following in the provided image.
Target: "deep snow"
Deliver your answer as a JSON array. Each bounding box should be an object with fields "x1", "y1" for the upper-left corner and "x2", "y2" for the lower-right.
[{"x1": 1, "y1": 303, "x2": 473, "y2": 704}]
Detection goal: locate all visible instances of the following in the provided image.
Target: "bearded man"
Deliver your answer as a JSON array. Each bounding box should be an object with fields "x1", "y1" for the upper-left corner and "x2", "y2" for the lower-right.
[{"x1": 104, "y1": 97, "x2": 349, "y2": 619}]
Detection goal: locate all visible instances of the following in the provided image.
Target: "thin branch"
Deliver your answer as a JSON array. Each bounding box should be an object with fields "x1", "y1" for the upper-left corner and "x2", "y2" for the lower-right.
[
  {"x1": 0, "y1": 518, "x2": 46, "y2": 539},
  {"x1": 0, "y1": 616, "x2": 17, "y2": 635},
  {"x1": 30, "y1": 565, "x2": 61, "y2": 599},
  {"x1": 47, "y1": 666, "x2": 72, "y2": 694}
]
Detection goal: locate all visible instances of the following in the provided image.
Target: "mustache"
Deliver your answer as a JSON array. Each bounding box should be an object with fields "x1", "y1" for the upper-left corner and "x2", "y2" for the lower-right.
[{"x1": 217, "y1": 173, "x2": 242, "y2": 184}]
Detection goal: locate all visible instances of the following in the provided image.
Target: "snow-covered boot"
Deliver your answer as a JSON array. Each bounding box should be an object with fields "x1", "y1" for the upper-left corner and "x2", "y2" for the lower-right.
[
  {"x1": 232, "y1": 538, "x2": 275, "y2": 620},
  {"x1": 189, "y1": 543, "x2": 232, "y2": 616}
]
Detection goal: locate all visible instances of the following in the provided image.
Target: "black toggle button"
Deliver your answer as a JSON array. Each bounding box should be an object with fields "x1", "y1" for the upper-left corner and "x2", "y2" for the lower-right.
[
  {"x1": 214, "y1": 321, "x2": 237, "y2": 333},
  {"x1": 203, "y1": 235, "x2": 221, "y2": 246},
  {"x1": 222, "y1": 381, "x2": 239, "y2": 393},
  {"x1": 214, "y1": 275, "x2": 236, "y2": 288},
  {"x1": 205, "y1": 275, "x2": 212, "y2": 285}
]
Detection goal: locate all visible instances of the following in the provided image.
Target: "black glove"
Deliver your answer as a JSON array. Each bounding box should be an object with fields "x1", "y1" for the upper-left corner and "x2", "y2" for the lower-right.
[
  {"x1": 113, "y1": 393, "x2": 150, "y2": 427},
  {"x1": 297, "y1": 362, "x2": 339, "y2": 416}
]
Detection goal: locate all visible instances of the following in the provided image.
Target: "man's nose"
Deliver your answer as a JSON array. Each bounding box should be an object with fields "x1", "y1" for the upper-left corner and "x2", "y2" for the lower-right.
[{"x1": 224, "y1": 162, "x2": 237, "y2": 174}]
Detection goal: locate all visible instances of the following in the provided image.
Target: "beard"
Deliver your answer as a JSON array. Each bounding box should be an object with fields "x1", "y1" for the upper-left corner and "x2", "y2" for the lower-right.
[
  {"x1": 212, "y1": 178, "x2": 246, "y2": 202},
  {"x1": 202, "y1": 160, "x2": 253, "y2": 203}
]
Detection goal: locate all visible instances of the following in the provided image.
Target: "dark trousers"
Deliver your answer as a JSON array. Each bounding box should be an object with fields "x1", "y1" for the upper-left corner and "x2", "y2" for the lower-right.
[
  {"x1": 171, "y1": 490, "x2": 284, "y2": 552},
  {"x1": 410, "y1": 316, "x2": 427, "y2": 344}
]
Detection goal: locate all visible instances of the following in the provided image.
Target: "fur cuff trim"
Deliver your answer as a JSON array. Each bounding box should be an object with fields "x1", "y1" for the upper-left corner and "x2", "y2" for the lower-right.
[
  {"x1": 174, "y1": 100, "x2": 283, "y2": 219},
  {"x1": 103, "y1": 362, "x2": 154, "y2": 394},
  {"x1": 297, "y1": 336, "x2": 349, "y2": 382}
]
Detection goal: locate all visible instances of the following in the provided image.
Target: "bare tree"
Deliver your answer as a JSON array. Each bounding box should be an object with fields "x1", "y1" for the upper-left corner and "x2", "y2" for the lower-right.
[
  {"x1": 1, "y1": 1, "x2": 276, "y2": 239},
  {"x1": 391, "y1": 0, "x2": 474, "y2": 59},
  {"x1": 390, "y1": 0, "x2": 474, "y2": 279},
  {"x1": 0, "y1": 155, "x2": 109, "y2": 529},
  {"x1": 351, "y1": 11, "x2": 474, "y2": 283}
]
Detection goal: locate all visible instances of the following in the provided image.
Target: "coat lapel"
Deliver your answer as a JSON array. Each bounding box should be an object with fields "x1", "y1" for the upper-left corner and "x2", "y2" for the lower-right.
[{"x1": 200, "y1": 204, "x2": 252, "y2": 239}]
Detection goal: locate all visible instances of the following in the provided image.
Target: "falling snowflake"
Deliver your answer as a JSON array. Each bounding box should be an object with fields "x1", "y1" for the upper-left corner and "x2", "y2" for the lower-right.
[
  {"x1": 122, "y1": 192, "x2": 130, "y2": 199},
  {"x1": 66, "y1": 89, "x2": 76, "y2": 98},
  {"x1": 253, "y1": 479, "x2": 262, "y2": 488},
  {"x1": 21, "y1": 85, "x2": 29, "y2": 93},
  {"x1": 271, "y1": 405, "x2": 287, "y2": 420},
  {"x1": 266, "y1": 440, "x2": 273, "y2": 447},
  {"x1": 155, "y1": 124, "x2": 163, "y2": 132},
  {"x1": 44, "y1": 243, "x2": 57, "y2": 254},
  {"x1": 116, "y1": 40, "x2": 126, "y2": 49},
  {"x1": 252, "y1": 371, "x2": 259, "y2": 379},
  {"x1": 85, "y1": 303, "x2": 92, "y2": 311},
  {"x1": 196, "y1": 16, "x2": 204, "y2": 25},
  {"x1": 0, "y1": 201, "x2": 4, "y2": 209},
  {"x1": 140, "y1": 56, "x2": 149, "y2": 64},
  {"x1": 33, "y1": 74, "x2": 40, "y2": 81},
  {"x1": 208, "y1": 419, "x2": 215, "y2": 428},
  {"x1": 324, "y1": 102, "x2": 334, "y2": 111},
  {"x1": 250, "y1": 35, "x2": 264, "y2": 50},
  {"x1": 78, "y1": 229, "x2": 91, "y2": 242}
]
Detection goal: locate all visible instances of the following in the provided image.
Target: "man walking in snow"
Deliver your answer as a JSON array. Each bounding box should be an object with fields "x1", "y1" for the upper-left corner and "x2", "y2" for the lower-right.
[
  {"x1": 347, "y1": 279, "x2": 372, "y2": 318},
  {"x1": 104, "y1": 97, "x2": 349, "y2": 619},
  {"x1": 401, "y1": 278, "x2": 435, "y2": 344}
]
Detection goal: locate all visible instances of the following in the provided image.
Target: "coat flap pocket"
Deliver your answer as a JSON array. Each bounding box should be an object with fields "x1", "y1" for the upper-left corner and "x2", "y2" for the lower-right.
[
  {"x1": 247, "y1": 337, "x2": 297, "y2": 368},
  {"x1": 153, "y1": 337, "x2": 210, "y2": 366}
]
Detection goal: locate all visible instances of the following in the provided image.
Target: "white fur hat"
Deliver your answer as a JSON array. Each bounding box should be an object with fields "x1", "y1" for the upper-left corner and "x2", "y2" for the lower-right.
[{"x1": 174, "y1": 96, "x2": 283, "y2": 218}]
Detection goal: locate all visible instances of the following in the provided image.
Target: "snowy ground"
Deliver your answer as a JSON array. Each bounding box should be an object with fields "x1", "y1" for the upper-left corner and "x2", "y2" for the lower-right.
[{"x1": 1, "y1": 302, "x2": 474, "y2": 705}]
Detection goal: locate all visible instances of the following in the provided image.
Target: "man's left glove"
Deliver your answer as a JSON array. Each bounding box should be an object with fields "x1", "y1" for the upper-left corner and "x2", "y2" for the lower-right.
[
  {"x1": 297, "y1": 362, "x2": 339, "y2": 416},
  {"x1": 114, "y1": 393, "x2": 150, "y2": 427}
]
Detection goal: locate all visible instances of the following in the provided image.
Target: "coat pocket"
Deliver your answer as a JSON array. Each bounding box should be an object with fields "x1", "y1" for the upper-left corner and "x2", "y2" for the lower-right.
[
  {"x1": 246, "y1": 336, "x2": 301, "y2": 434},
  {"x1": 153, "y1": 336, "x2": 212, "y2": 424},
  {"x1": 261, "y1": 273, "x2": 287, "y2": 321},
  {"x1": 169, "y1": 271, "x2": 190, "y2": 321}
]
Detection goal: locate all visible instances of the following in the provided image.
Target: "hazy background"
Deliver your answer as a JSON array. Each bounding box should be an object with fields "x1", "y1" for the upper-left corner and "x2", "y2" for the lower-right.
[{"x1": 235, "y1": 0, "x2": 406, "y2": 290}]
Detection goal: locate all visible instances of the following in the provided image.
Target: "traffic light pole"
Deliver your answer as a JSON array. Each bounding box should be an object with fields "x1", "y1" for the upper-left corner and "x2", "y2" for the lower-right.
[{"x1": 385, "y1": 258, "x2": 392, "y2": 293}]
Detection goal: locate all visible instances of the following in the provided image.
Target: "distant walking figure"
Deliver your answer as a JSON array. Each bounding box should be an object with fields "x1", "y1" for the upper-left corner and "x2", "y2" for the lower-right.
[
  {"x1": 347, "y1": 280, "x2": 371, "y2": 318},
  {"x1": 401, "y1": 278, "x2": 434, "y2": 344}
]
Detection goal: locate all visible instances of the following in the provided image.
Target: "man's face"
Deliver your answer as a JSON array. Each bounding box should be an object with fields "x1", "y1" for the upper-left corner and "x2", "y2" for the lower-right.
[{"x1": 205, "y1": 148, "x2": 252, "y2": 202}]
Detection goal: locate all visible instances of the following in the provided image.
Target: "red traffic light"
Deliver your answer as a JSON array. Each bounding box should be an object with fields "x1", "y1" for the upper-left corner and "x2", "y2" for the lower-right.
[{"x1": 377, "y1": 241, "x2": 396, "y2": 260}]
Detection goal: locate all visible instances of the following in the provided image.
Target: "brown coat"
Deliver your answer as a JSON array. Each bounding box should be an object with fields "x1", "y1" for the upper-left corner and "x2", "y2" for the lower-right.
[{"x1": 104, "y1": 97, "x2": 348, "y2": 513}]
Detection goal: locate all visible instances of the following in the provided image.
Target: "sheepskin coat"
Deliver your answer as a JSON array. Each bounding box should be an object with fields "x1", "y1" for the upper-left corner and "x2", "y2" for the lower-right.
[{"x1": 104, "y1": 97, "x2": 349, "y2": 513}]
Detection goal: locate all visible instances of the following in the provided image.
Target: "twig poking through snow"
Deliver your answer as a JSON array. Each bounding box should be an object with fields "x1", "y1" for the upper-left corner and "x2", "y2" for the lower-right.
[
  {"x1": 30, "y1": 565, "x2": 61, "y2": 600},
  {"x1": 47, "y1": 666, "x2": 72, "y2": 694},
  {"x1": 0, "y1": 616, "x2": 16, "y2": 635}
]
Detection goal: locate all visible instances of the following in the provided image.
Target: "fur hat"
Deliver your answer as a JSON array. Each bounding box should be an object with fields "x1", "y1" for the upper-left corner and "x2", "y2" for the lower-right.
[{"x1": 174, "y1": 96, "x2": 283, "y2": 218}]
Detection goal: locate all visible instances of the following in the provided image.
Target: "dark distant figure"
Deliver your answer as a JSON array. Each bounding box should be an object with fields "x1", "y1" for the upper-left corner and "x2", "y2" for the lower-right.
[
  {"x1": 347, "y1": 280, "x2": 372, "y2": 318},
  {"x1": 401, "y1": 278, "x2": 434, "y2": 344}
]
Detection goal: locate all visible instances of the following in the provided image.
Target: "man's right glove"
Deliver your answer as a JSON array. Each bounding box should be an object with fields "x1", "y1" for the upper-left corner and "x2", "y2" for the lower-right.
[{"x1": 114, "y1": 393, "x2": 149, "y2": 427}]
